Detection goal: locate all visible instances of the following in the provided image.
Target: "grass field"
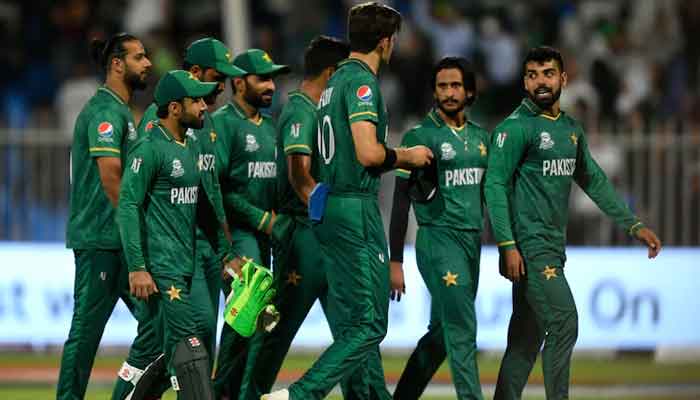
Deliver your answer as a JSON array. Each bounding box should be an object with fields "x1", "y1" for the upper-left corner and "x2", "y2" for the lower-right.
[{"x1": 1, "y1": 351, "x2": 699, "y2": 399}]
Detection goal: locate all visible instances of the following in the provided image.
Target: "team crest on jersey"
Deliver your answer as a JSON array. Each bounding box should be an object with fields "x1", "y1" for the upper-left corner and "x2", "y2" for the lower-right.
[
  {"x1": 97, "y1": 122, "x2": 114, "y2": 142},
  {"x1": 441, "y1": 142, "x2": 456, "y2": 160},
  {"x1": 145, "y1": 120, "x2": 155, "y2": 132},
  {"x1": 539, "y1": 132, "x2": 554, "y2": 150},
  {"x1": 127, "y1": 122, "x2": 137, "y2": 140},
  {"x1": 245, "y1": 134, "x2": 259, "y2": 152},
  {"x1": 356, "y1": 85, "x2": 372, "y2": 102},
  {"x1": 290, "y1": 123, "x2": 301, "y2": 138},
  {"x1": 171, "y1": 158, "x2": 184, "y2": 178}
]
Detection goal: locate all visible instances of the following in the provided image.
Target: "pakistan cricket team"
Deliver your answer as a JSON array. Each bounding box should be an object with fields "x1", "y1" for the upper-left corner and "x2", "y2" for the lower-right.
[{"x1": 60, "y1": 2, "x2": 662, "y2": 400}]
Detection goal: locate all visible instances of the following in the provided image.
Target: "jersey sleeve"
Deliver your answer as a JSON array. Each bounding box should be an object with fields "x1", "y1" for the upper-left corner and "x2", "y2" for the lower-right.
[
  {"x1": 484, "y1": 120, "x2": 528, "y2": 250},
  {"x1": 573, "y1": 130, "x2": 643, "y2": 235},
  {"x1": 395, "y1": 128, "x2": 422, "y2": 179},
  {"x1": 117, "y1": 140, "x2": 158, "y2": 272},
  {"x1": 281, "y1": 108, "x2": 316, "y2": 156},
  {"x1": 137, "y1": 103, "x2": 158, "y2": 133},
  {"x1": 88, "y1": 110, "x2": 126, "y2": 158},
  {"x1": 346, "y1": 76, "x2": 381, "y2": 125}
]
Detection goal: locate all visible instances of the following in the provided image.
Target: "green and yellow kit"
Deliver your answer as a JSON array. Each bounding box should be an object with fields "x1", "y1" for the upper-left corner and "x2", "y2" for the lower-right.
[
  {"x1": 58, "y1": 86, "x2": 141, "y2": 400},
  {"x1": 212, "y1": 100, "x2": 277, "y2": 398},
  {"x1": 288, "y1": 58, "x2": 391, "y2": 400},
  {"x1": 484, "y1": 98, "x2": 643, "y2": 400},
  {"x1": 394, "y1": 109, "x2": 489, "y2": 400}
]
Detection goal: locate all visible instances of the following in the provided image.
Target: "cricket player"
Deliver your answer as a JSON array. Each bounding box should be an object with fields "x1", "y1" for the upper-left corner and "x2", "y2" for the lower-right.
[
  {"x1": 263, "y1": 3, "x2": 433, "y2": 399},
  {"x1": 112, "y1": 37, "x2": 246, "y2": 400},
  {"x1": 484, "y1": 46, "x2": 662, "y2": 400},
  {"x1": 212, "y1": 48, "x2": 290, "y2": 399},
  {"x1": 118, "y1": 70, "x2": 238, "y2": 399},
  {"x1": 390, "y1": 57, "x2": 488, "y2": 400},
  {"x1": 59, "y1": 32, "x2": 151, "y2": 400}
]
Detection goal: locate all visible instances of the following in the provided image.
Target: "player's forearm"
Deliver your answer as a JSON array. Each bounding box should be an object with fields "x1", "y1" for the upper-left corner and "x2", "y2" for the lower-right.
[
  {"x1": 290, "y1": 169, "x2": 316, "y2": 206},
  {"x1": 484, "y1": 179, "x2": 516, "y2": 249},
  {"x1": 579, "y1": 171, "x2": 641, "y2": 234},
  {"x1": 117, "y1": 203, "x2": 146, "y2": 272},
  {"x1": 389, "y1": 177, "x2": 411, "y2": 262},
  {"x1": 98, "y1": 167, "x2": 122, "y2": 207},
  {"x1": 222, "y1": 191, "x2": 270, "y2": 232}
]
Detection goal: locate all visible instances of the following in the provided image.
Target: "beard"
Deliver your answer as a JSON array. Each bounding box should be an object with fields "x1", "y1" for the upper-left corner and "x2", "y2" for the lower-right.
[
  {"x1": 436, "y1": 97, "x2": 466, "y2": 118},
  {"x1": 528, "y1": 85, "x2": 561, "y2": 110},
  {"x1": 125, "y1": 68, "x2": 148, "y2": 91},
  {"x1": 244, "y1": 84, "x2": 273, "y2": 109},
  {"x1": 180, "y1": 113, "x2": 204, "y2": 130}
]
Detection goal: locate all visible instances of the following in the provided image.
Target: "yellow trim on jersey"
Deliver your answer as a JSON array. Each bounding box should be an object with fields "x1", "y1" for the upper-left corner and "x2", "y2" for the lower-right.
[
  {"x1": 174, "y1": 139, "x2": 187, "y2": 148},
  {"x1": 539, "y1": 113, "x2": 561, "y2": 121},
  {"x1": 284, "y1": 144, "x2": 311, "y2": 153},
  {"x1": 89, "y1": 147, "x2": 121, "y2": 154},
  {"x1": 497, "y1": 240, "x2": 516, "y2": 247},
  {"x1": 628, "y1": 222, "x2": 643, "y2": 235},
  {"x1": 349, "y1": 111, "x2": 378, "y2": 120},
  {"x1": 250, "y1": 114, "x2": 263, "y2": 126},
  {"x1": 447, "y1": 123, "x2": 465, "y2": 131},
  {"x1": 257, "y1": 211, "x2": 270, "y2": 231},
  {"x1": 396, "y1": 168, "x2": 410, "y2": 175}
]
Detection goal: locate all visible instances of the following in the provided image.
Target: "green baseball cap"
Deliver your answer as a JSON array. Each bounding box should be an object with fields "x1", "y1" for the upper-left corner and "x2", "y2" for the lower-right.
[
  {"x1": 233, "y1": 49, "x2": 290, "y2": 76},
  {"x1": 154, "y1": 70, "x2": 219, "y2": 106},
  {"x1": 184, "y1": 37, "x2": 247, "y2": 77}
]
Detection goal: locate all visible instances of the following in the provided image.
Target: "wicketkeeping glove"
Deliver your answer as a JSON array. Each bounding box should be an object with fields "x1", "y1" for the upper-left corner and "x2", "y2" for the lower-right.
[{"x1": 223, "y1": 259, "x2": 280, "y2": 337}]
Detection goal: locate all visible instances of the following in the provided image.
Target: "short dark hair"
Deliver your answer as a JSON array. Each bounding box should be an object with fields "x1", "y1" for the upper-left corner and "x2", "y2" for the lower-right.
[
  {"x1": 522, "y1": 46, "x2": 565, "y2": 75},
  {"x1": 431, "y1": 57, "x2": 477, "y2": 106},
  {"x1": 90, "y1": 32, "x2": 139, "y2": 72},
  {"x1": 304, "y1": 36, "x2": 350, "y2": 78},
  {"x1": 156, "y1": 103, "x2": 170, "y2": 118},
  {"x1": 348, "y1": 2, "x2": 402, "y2": 53}
]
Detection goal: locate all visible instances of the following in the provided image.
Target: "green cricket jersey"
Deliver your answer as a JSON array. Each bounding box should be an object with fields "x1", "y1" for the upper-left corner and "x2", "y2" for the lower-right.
[
  {"x1": 118, "y1": 122, "x2": 210, "y2": 276},
  {"x1": 213, "y1": 101, "x2": 277, "y2": 232},
  {"x1": 317, "y1": 58, "x2": 388, "y2": 196},
  {"x1": 67, "y1": 86, "x2": 139, "y2": 249},
  {"x1": 484, "y1": 98, "x2": 643, "y2": 264},
  {"x1": 276, "y1": 90, "x2": 320, "y2": 216},
  {"x1": 396, "y1": 109, "x2": 489, "y2": 230}
]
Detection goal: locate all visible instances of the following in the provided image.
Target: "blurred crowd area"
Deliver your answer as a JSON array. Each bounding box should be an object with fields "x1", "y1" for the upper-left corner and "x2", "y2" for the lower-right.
[{"x1": 1, "y1": 0, "x2": 700, "y2": 244}]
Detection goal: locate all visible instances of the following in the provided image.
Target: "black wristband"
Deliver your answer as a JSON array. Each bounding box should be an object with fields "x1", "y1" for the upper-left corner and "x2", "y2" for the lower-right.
[{"x1": 381, "y1": 145, "x2": 397, "y2": 170}]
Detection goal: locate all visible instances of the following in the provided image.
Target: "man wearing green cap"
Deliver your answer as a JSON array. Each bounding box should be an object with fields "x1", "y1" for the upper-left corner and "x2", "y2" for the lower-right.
[
  {"x1": 112, "y1": 37, "x2": 247, "y2": 400},
  {"x1": 118, "y1": 70, "x2": 239, "y2": 400},
  {"x1": 60, "y1": 32, "x2": 151, "y2": 400},
  {"x1": 211, "y1": 48, "x2": 290, "y2": 399}
]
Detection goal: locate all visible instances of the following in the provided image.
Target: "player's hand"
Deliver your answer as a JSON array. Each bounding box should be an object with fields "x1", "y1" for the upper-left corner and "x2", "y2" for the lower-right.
[
  {"x1": 265, "y1": 210, "x2": 276, "y2": 236},
  {"x1": 403, "y1": 145, "x2": 434, "y2": 168},
  {"x1": 129, "y1": 271, "x2": 158, "y2": 300},
  {"x1": 222, "y1": 256, "x2": 245, "y2": 281},
  {"x1": 389, "y1": 261, "x2": 406, "y2": 302},
  {"x1": 503, "y1": 248, "x2": 525, "y2": 282},
  {"x1": 635, "y1": 227, "x2": 661, "y2": 259}
]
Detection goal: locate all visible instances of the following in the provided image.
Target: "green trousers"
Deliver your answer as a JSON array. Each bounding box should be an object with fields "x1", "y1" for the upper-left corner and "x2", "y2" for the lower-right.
[
  {"x1": 494, "y1": 259, "x2": 578, "y2": 400},
  {"x1": 111, "y1": 240, "x2": 221, "y2": 400},
  {"x1": 237, "y1": 216, "x2": 389, "y2": 400},
  {"x1": 57, "y1": 249, "x2": 137, "y2": 400},
  {"x1": 394, "y1": 227, "x2": 483, "y2": 400},
  {"x1": 213, "y1": 229, "x2": 270, "y2": 399},
  {"x1": 289, "y1": 195, "x2": 391, "y2": 400}
]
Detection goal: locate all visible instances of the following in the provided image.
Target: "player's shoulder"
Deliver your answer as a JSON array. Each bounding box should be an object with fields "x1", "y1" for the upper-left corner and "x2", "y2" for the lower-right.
[
  {"x1": 468, "y1": 119, "x2": 490, "y2": 139},
  {"x1": 127, "y1": 131, "x2": 155, "y2": 155}
]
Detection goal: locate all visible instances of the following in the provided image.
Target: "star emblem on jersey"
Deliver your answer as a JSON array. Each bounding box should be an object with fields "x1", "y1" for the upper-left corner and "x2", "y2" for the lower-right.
[
  {"x1": 570, "y1": 133, "x2": 578, "y2": 145},
  {"x1": 542, "y1": 265, "x2": 558, "y2": 280},
  {"x1": 245, "y1": 134, "x2": 259, "y2": 152},
  {"x1": 440, "y1": 142, "x2": 456, "y2": 160},
  {"x1": 171, "y1": 159, "x2": 184, "y2": 178},
  {"x1": 539, "y1": 132, "x2": 554, "y2": 150},
  {"x1": 478, "y1": 141, "x2": 487, "y2": 157},
  {"x1": 442, "y1": 271, "x2": 458, "y2": 287},
  {"x1": 286, "y1": 271, "x2": 302, "y2": 286},
  {"x1": 210, "y1": 131, "x2": 217, "y2": 142},
  {"x1": 166, "y1": 285, "x2": 181, "y2": 301}
]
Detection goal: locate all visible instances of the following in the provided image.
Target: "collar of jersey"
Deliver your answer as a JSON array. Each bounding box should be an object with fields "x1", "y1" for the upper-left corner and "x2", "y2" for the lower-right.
[
  {"x1": 428, "y1": 108, "x2": 466, "y2": 131},
  {"x1": 98, "y1": 86, "x2": 126, "y2": 105},
  {"x1": 338, "y1": 58, "x2": 373, "y2": 75},
  {"x1": 288, "y1": 90, "x2": 317, "y2": 108},
  {"x1": 153, "y1": 122, "x2": 187, "y2": 146},
  {"x1": 521, "y1": 98, "x2": 562, "y2": 120},
  {"x1": 229, "y1": 100, "x2": 263, "y2": 126}
]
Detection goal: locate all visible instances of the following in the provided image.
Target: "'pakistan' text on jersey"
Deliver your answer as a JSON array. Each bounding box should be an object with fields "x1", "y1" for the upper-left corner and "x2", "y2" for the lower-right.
[
  {"x1": 317, "y1": 58, "x2": 388, "y2": 196},
  {"x1": 67, "y1": 86, "x2": 140, "y2": 249},
  {"x1": 213, "y1": 101, "x2": 277, "y2": 231},
  {"x1": 396, "y1": 109, "x2": 489, "y2": 231},
  {"x1": 276, "y1": 90, "x2": 320, "y2": 216},
  {"x1": 118, "y1": 123, "x2": 205, "y2": 277},
  {"x1": 484, "y1": 98, "x2": 642, "y2": 265}
]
